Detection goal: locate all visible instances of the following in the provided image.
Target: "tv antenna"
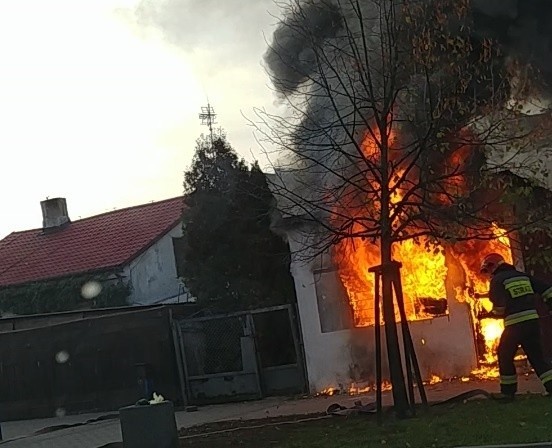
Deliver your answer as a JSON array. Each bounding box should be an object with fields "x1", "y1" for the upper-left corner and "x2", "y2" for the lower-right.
[{"x1": 199, "y1": 102, "x2": 217, "y2": 145}]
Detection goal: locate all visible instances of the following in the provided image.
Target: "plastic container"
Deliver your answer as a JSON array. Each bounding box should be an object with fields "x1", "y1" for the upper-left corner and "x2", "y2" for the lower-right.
[{"x1": 119, "y1": 401, "x2": 178, "y2": 448}]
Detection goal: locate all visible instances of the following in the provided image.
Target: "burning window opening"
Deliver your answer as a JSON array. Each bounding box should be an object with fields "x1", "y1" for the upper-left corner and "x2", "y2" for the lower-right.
[
  {"x1": 334, "y1": 235, "x2": 448, "y2": 327},
  {"x1": 332, "y1": 222, "x2": 518, "y2": 379}
]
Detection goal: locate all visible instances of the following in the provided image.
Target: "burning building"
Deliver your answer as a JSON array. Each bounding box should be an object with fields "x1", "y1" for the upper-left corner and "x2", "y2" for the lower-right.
[
  {"x1": 269, "y1": 167, "x2": 528, "y2": 394},
  {"x1": 263, "y1": 0, "x2": 552, "y2": 394}
]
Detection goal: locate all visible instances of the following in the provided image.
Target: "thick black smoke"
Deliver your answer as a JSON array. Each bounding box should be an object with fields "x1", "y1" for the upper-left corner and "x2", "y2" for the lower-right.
[
  {"x1": 265, "y1": 0, "x2": 552, "y2": 95},
  {"x1": 262, "y1": 0, "x2": 552, "y2": 226},
  {"x1": 472, "y1": 0, "x2": 552, "y2": 88},
  {"x1": 264, "y1": 1, "x2": 342, "y2": 95}
]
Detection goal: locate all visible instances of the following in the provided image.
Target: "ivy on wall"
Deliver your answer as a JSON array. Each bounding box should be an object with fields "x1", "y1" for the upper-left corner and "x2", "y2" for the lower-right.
[{"x1": 0, "y1": 273, "x2": 131, "y2": 316}]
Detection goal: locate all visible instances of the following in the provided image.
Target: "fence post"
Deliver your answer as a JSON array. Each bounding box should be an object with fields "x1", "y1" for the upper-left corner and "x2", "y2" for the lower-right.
[
  {"x1": 247, "y1": 314, "x2": 265, "y2": 399},
  {"x1": 169, "y1": 310, "x2": 188, "y2": 407},
  {"x1": 287, "y1": 304, "x2": 308, "y2": 394}
]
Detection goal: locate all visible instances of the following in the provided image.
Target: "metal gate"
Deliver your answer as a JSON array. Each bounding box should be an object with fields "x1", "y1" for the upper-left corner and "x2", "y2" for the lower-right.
[{"x1": 172, "y1": 305, "x2": 306, "y2": 405}]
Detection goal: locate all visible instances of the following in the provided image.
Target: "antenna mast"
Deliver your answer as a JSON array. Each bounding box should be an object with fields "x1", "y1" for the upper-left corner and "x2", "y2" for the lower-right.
[{"x1": 199, "y1": 103, "x2": 217, "y2": 146}]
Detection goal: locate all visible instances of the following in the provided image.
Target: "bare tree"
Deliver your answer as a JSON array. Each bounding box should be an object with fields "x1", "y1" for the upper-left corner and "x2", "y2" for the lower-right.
[{"x1": 251, "y1": 0, "x2": 552, "y2": 416}]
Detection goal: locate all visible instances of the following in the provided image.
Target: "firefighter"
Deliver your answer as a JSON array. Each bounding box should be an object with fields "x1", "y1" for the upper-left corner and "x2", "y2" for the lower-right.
[{"x1": 479, "y1": 253, "x2": 552, "y2": 401}]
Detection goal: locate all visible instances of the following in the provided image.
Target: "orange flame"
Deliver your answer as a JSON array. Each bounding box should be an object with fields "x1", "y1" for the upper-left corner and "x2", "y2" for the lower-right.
[
  {"x1": 453, "y1": 223, "x2": 513, "y2": 375},
  {"x1": 318, "y1": 381, "x2": 393, "y2": 397},
  {"x1": 348, "y1": 383, "x2": 371, "y2": 395},
  {"x1": 426, "y1": 374, "x2": 443, "y2": 385},
  {"x1": 332, "y1": 128, "x2": 514, "y2": 381},
  {"x1": 335, "y1": 130, "x2": 448, "y2": 326},
  {"x1": 318, "y1": 387, "x2": 337, "y2": 396},
  {"x1": 334, "y1": 234, "x2": 448, "y2": 326}
]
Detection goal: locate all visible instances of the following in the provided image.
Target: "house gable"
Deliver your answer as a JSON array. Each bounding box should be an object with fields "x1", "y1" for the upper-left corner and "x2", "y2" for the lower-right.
[{"x1": 0, "y1": 197, "x2": 185, "y2": 288}]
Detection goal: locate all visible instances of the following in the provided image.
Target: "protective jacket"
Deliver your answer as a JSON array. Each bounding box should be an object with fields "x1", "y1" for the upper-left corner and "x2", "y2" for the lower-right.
[
  {"x1": 488, "y1": 263, "x2": 552, "y2": 397},
  {"x1": 489, "y1": 264, "x2": 552, "y2": 326}
]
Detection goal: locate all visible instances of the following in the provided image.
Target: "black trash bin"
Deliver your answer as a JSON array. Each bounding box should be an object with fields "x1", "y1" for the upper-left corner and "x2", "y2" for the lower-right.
[{"x1": 119, "y1": 401, "x2": 178, "y2": 448}]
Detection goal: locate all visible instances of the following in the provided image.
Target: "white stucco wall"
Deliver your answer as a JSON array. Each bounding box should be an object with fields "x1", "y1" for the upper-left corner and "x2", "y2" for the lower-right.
[
  {"x1": 124, "y1": 224, "x2": 191, "y2": 305},
  {"x1": 287, "y1": 230, "x2": 478, "y2": 394}
]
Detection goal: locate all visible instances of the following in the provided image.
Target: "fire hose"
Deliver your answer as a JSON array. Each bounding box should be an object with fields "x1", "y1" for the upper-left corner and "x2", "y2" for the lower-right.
[
  {"x1": 326, "y1": 389, "x2": 492, "y2": 417},
  {"x1": 325, "y1": 290, "x2": 498, "y2": 416},
  {"x1": 324, "y1": 288, "x2": 497, "y2": 417}
]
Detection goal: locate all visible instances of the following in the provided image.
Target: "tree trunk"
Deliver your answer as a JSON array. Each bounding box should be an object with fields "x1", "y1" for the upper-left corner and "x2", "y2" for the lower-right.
[
  {"x1": 380, "y1": 235, "x2": 409, "y2": 417},
  {"x1": 379, "y1": 121, "x2": 409, "y2": 418}
]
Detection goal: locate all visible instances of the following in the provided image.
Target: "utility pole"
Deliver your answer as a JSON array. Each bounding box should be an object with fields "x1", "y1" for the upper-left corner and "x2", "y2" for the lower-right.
[{"x1": 198, "y1": 103, "x2": 217, "y2": 146}]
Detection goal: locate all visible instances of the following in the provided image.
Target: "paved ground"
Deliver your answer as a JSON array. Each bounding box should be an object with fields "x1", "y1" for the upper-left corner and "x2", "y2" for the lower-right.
[{"x1": 0, "y1": 375, "x2": 545, "y2": 448}]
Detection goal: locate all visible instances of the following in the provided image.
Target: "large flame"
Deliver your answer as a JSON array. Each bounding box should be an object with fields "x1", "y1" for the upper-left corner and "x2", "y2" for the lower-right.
[
  {"x1": 333, "y1": 128, "x2": 514, "y2": 380},
  {"x1": 335, "y1": 221, "x2": 512, "y2": 376},
  {"x1": 335, "y1": 234, "x2": 447, "y2": 326},
  {"x1": 335, "y1": 126, "x2": 447, "y2": 326}
]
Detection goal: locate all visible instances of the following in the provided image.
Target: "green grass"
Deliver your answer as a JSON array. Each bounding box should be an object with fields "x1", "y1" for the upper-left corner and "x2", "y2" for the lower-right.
[
  {"x1": 284, "y1": 395, "x2": 552, "y2": 448},
  {"x1": 182, "y1": 394, "x2": 552, "y2": 447}
]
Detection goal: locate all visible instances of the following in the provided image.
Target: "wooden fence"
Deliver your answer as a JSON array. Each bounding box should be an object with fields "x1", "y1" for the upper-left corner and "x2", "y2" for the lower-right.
[{"x1": 0, "y1": 306, "x2": 191, "y2": 420}]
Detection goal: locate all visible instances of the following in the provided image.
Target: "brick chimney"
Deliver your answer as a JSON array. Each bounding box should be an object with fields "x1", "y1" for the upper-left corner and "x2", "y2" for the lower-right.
[{"x1": 41, "y1": 198, "x2": 70, "y2": 229}]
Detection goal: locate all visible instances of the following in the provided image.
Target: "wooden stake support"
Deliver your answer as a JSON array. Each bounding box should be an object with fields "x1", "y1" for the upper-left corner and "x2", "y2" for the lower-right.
[{"x1": 369, "y1": 261, "x2": 428, "y2": 422}]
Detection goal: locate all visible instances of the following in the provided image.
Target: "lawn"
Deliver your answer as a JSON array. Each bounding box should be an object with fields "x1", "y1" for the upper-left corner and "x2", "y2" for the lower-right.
[{"x1": 180, "y1": 394, "x2": 552, "y2": 448}]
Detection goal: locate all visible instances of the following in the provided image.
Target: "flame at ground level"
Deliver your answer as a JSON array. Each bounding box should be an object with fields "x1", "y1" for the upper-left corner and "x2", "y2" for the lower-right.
[
  {"x1": 316, "y1": 372, "x2": 523, "y2": 398},
  {"x1": 426, "y1": 374, "x2": 443, "y2": 385},
  {"x1": 317, "y1": 381, "x2": 393, "y2": 397}
]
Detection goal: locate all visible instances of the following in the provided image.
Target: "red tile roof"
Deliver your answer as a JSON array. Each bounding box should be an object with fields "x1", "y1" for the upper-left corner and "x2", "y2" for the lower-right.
[{"x1": 0, "y1": 197, "x2": 184, "y2": 287}]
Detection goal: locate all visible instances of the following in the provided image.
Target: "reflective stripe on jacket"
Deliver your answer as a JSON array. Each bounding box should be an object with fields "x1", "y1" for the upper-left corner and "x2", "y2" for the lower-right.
[{"x1": 489, "y1": 265, "x2": 539, "y2": 327}]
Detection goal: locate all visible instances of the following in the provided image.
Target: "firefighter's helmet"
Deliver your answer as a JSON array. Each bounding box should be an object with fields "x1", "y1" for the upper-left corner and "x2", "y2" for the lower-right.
[{"x1": 480, "y1": 253, "x2": 505, "y2": 275}]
